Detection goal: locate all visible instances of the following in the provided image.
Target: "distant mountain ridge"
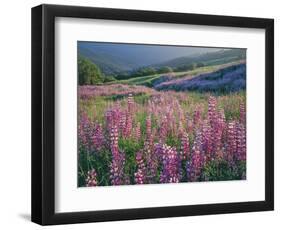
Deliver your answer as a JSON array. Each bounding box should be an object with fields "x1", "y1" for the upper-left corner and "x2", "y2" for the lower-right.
[
  {"x1": 78, "y1": 42, "x2": 246, "y2": 76},
  {"x1": 154, "y1": 49, "x2": 246, "y2": 69}
]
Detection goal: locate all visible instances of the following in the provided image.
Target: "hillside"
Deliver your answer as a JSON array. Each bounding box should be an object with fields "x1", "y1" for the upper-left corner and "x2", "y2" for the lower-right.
[
  {"x1": 154, "y1": 62, "x2": 246, "y2": 93},
  {"x1": 114, "y1": 61, "x2": 245, "y2": 89},
  {"x1": 78, "y1": 45, "x2": 136, "y2": 75}
]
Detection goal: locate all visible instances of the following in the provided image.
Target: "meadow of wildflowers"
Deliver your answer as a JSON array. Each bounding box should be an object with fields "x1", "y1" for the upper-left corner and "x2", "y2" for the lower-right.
[{"x1": 78, "y1": 83, "x2": 246, "y2": 187}]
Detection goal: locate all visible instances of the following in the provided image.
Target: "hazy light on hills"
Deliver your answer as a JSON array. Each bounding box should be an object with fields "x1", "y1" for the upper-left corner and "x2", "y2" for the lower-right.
[{"x1": 78, "y1": 41, "x2": 225, "y2": 65}]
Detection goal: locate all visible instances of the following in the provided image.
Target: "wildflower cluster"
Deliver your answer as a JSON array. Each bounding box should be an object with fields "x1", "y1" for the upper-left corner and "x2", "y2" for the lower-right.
[{"x1": 78, "y1": 84, "x2": 246, "y2": 186}]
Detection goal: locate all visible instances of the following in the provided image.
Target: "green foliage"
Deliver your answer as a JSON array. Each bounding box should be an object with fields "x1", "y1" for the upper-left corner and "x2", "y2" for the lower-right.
[
  {"x1": 166, "y1": 134, "x2": 181, "y2": 149},
  {"x1": 133, "y1": 94, "x2": 151, "y2": 105},
  {"x1": 157, "y1": 66, "x2": 173, "y2": 74},
  {"x1": 103, "y1": 75, "x2": 116, "y2": 83},
  {"x1": 115, "y1": 72, "x2": 130, "y2": 80},
  {"x1": 119, "y1": 138, "x2": 143, "y2": 184},
  {"x1": 202, "y1": 159, "x2": 246, "y2": 181},
  {"x1": 78, "y1": 56, "x2": 104, "y2": 85},
  {"x1": 196, "y1": 62, "x2": 205, "y2": 68},
  {"x1": 78, "y1": 148, "x2": 112, "y2": 186},
  {"x1": 174, "y1": 62, "x2": 197, "y2": 72},
  {"x1": 130, "y1": 67, "x2": 157, "y2": 78}
]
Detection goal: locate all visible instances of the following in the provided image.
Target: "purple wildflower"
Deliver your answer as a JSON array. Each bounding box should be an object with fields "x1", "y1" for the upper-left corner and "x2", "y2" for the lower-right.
[{"x1": 134, "y1": 151, "x2": 146, "y2": 184}]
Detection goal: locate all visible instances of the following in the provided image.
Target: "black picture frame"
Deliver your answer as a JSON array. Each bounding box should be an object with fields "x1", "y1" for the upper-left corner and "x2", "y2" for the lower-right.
[{"x1": 31, "y1": 4, "x2": 274, "y2": 225}]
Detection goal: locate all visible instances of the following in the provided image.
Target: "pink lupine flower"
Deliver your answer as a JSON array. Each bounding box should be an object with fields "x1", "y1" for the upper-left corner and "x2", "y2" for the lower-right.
[
  {"x1": 110, "y1": 125, "x2": 119, "y2": 159},
  {"x1": 109, "y1": 151, "x2": 126, "y2": 186},
  {"x1": 134, "y1": 122, "x2": 141, "y2": 141},
  {"x1": 143, "y1": 140, "x2": 158, "y2": 183},
  {"x1": 180, "y1": 132, "x2": 190, "y2": 160},
  {"x1": 178, "y1": 121, "x2": 184, "y2": 138},
  {"x1": 218, "y1": 109, "x2": 226, "y2": 137},
  {"x1": 105, "y1": 109, "x2": 114, "y2": 132},
  {"x1": 145, "y1": 115, "x2": 152, "y2": 145},
  {"x1": 208, "y1": 96, "x2": 218, "y2": 127},
  {"x1": 188, "y1": 148, "x2": 202, "y2": 182},
  {"x1": 78, "y1": 112, "x2": 93, "y2": 153},
  {"x1": 218, "y1": 109, "x2": 226, "y2": 129},
  {"x1": 105, "y1": 108, "x2": 122, "y2": 133},
  {"x1": 175, "y1": 100, "x2": 185, "y2": 125},
  {"x1": 92, "y1": 123, "x2": 104, "y2": 151},
  {"x1": 110, "y1": 161, "x2": 121, "y2": 185},
  {"x1": 119, "y1": 111, "x2": 126, "y2": 135},
  {"x1": 187, "y1": 130, "x2": 204, "y2": 182},
  {"x1": 236, "y1": 123, "x2": 246, "y2": 161},
  {"x1": 193, "y1": 106, "x2": 203, "y2": 126},
  {"x1": 226, "y1": 121, "x2": 237, "y2": 161},
  {"x1": 86, "y1": 169, "x2": 98, "y2": 187},
  {"x1": 142, "y1": 116, "x2": 158, "y2": 183},
  {"x1": 159, "y1": 144, "x2": 181, "y2": 183},
  {"x1": 120, "y1": 94, "x2": 134, "y2": 137},
  {"x1": 211, "y1": 115, "x2": 224, "y2": 158},
  {"x1": 159, "y1": 115, "x2": 168, "y2": 143},
  {"x1": 113, "y1": 106, "x2": 122, "y2": 128},
  {"x1": 127, "y1": 93, "x2": 134, "y2": 113},
  {"x1": 134, "y1": 151, "x2": 146, "y2": 184},
  {"x1": 78, "y1": 122, "x2": 87, "y2": 150},
  {"x1": 206, "y1": 97, "x2": 226, "y2": 158},
  {"x1": 115, "y1": 101, "x2": 121, "y2": 112},
  {"x1": 123, "y1": 110, "x2": 132, "y2": 137},
  {"x1": 146, "y1": 152, "x2": 158, "y2": 183}
]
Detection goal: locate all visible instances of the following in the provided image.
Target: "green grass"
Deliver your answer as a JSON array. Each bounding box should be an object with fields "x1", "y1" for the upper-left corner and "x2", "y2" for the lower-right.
[
  {"x1": 117, "y1": 74, "x2": 161, "y2": 86},
  {"x1": 202, "y1": 159, "x2": 246, "y2": 181},
  {"x1": 78, "y1": 148, "x2": 112, "y2": 187}
]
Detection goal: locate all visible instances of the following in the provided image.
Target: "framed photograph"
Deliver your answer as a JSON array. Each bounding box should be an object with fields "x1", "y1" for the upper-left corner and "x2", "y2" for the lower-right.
[{"x1": 31, "y1": 4, "x2": 274, "y2": 225}]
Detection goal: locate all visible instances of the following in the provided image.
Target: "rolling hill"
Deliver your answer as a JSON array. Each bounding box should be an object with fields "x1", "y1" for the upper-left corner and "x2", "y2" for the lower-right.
[{"x1": 154, "y1": 62, "x2": 246, "y2": 93}]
